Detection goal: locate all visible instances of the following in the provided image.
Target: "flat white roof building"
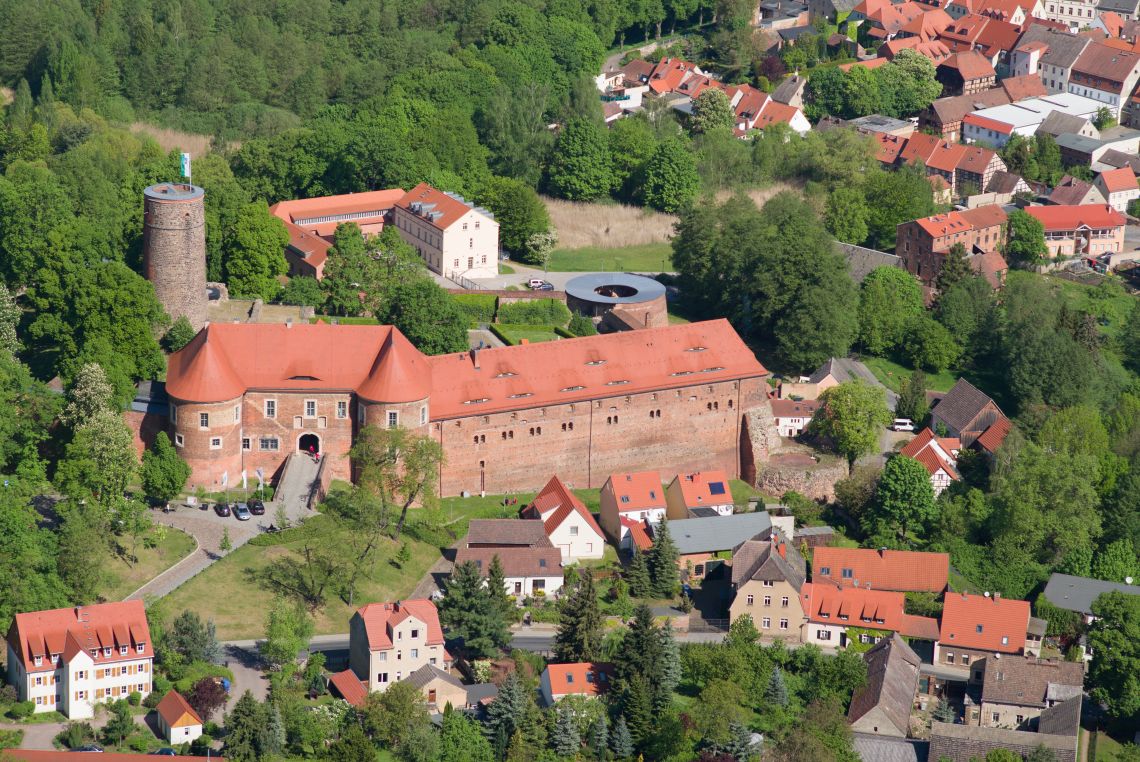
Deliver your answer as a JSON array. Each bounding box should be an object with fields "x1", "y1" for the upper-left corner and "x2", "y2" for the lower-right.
[{"x1": 962, "y1": 92, "x2": 1105, "y2": 146}]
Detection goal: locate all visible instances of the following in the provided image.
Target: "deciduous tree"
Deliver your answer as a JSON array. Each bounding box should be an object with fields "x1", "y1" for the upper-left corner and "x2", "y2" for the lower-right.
[
  {"x1": 642, "y1": 136, "x2": 700, "y2": 212},
  {"x1": 479, "y1": 176, "x2": 551, "y2": 260},
  {"x1": 224, "y1": 201, "x2": 289, "y2": 301},
  {"x1": 691, "y1": 88, "x2": 735, "y2": 134},
  {"x1": 259, "y1": 599, "x2": 314, "y2": 669},
  {"x1": 895, "y1": 371, "x2": 929, "y2": 426},
  {"x1": 350, "y1": 425, "x2": 443, "y2": 541},
  {"x1": 857, "y1": 266, "x2": 924, "y2": 355},
  {"x1": 1004, "y1": 210, "x2": 1048, "y2": 266},
  {"x1": 809, "y1": 380, "x2": 892, "y2": 469},
  {"x1": 867, "y1": 455, "x2": 937, "y2": 544},
  {"x1": 546, "y1": 118, "x2": 613, "y2": 201},
  {"x1": 141, "y1": 431, "x2": 191, "y2": 504},
  {"x1": 187, "y1": 679, "x2": 227, "y2": 721}
]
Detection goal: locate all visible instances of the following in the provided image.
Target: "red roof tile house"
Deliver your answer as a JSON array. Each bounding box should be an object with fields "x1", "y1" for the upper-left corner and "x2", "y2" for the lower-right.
[
  {"x1": 665, "y1": 470, "x2": 734, "y2": 519},
  {"x1": 347, "y1": 600, "x2": 447, "y2": 695},
  {"x1": 812, "y1": 547, "x2": 951, "y2": 592},
  {"x1": 937, "y1": 50, "x2": 998, "y2": 94},
  {"x1": 770, "y1": 397, "x2": 820, "y2": 437},
  {"x1": 454, "y1": 519, "x2": 565, "y2": 598},
  {"x1": 158, "y1": 319, "x2": 770, "y2": 498},
  {"x1": 1094, "y1": 166, "x2": 1140, "y2": 212},
  {"x1": 800, "y1": 583, "x2": 941, "y2": 649},
  {"x1": 893, "y1": 133, "x2": 1008, "y2": 194},
  {"x1": 896, "y1": 206, "x2": 1008, "y2": 286},
  {"x1": 4, "y1": 601, "x2": 154, "y2": 719},
  {"x1": 1024, "y1": 203, "x2": 1127, "y2": 261},
  {"x1": 937, "y1": 593, "x2": 1035, "y2": 667},
  {"x1": 521, "y1": 475, "x2": 607, "y2": 562},
  {"x1": 539, "y1": 663, "x2": 614, "y2": 706},
  {"x1": 899, "y1": 428, "x2": 961, "y2": 495},
  {"x1": 392, "y1": 183, "x2": 500, "y2": 281},
  {"x1": 600, "y1": 471, "x2": 668, "y2": 549},
  {"x1": 269, "y1": 189, "x2": 406, "y2": 279},
  {"x1": 155, "y1": 690, "x2": 203, "y2": 744}
]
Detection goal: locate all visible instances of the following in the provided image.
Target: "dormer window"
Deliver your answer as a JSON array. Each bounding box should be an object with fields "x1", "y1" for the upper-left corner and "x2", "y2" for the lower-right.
[
  {"x1": 34, "y1": 656, "x2": 42, "y2": 667},
  {"x1": 136, "y1": 644, "x2": 145, "y2": 654},
  {"x1": 119, "y1": 646, "x2": 128, "y2": 655},
  {"x1": 976, "y1": 624, "x2": 984, "y2": 633},
  {"x1": 567, "y1": 674, "x2": 574, "y2": 684},
  {"x1": 585, "y1": 360, "x2": 606, "y2": 366},
  {"x1": 51, "y1": 653, "x2": 60, "y2": 664},
  {"x1": 102, "y1": 648, "x2": 111, "y2": 657}
]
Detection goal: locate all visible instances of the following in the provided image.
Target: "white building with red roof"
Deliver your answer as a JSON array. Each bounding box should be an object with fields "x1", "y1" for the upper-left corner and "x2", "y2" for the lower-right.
[
  {"x1": 599, "y1": 471, "x2": 668, "y2": 548},
  {"x1": 347, "y1": 599, "x2": 448, "y2": 694},
  {"x1": 521, "y1": 475, "x2": 607, "y2": 562},
  {"x1": 155, "y1": 690, "x2": 203, "y2": 744},
  {"x1": 1094, "y1": 166, "x2": 1140, "y2": 213},
  {"x1": 392, "y1": 182, "x2": 499, "y2": 281},
  {"x1": 898, "y1": 428, "x2": 961, "y2": 495},
  {"x1": 799, "y1": 583, "x2": 941, "y2": 649},
  {"x1": 1024, "y1": 203, "x2": 1127, "y2": 260},
  {"x1": 665, "y1": 470, "x2": 734, "y2": 519},
  {"x1": 4, "y1": 601, "x2": 153, "y2": 719},
  {"x1": 539, "y1": 662, "x2": 615, "y2": 706}
]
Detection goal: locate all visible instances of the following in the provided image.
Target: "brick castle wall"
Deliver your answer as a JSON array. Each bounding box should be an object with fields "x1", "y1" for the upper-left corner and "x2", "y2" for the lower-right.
[{"x1": 143, "y1": 184, "x2": 208, "y2": 331}]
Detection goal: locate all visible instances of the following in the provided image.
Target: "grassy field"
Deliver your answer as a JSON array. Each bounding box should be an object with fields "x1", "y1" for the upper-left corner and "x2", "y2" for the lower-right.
[
  {"x1": 165, "y1": 487, "x2": 643, "y2": 639},
  {"x1": 499, "y1": 263, "x2": 516, "y2": 274},
  {"x1": 860, "y1": 355, "x2": 959, "y2": 393},
  {"x1": 543, "y1": 197, "x2": 676, "y2": 249},
  {"x1": 104, "y1": 527, "x2": 196, "y2": 601},
  {"x1": 496, "y1": 324, "x2": 562, "y2": 344},
  {"x1": 1046, "y1": 274, "x2": 1135, "y2": 341},
  {"x1": 1091, "y1": 729, "x2": 1124, "y2": 761},
  {"x1": 548, "y1": 243, "x2": 673, "y2": 272}
]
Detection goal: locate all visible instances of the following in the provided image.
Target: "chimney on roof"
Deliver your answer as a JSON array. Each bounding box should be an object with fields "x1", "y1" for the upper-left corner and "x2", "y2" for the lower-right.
[
  {"x1": 286, "y1": 318, "x2": 293, "y2": 329},
  {"x1": 470, "y1": 348, "x2": 480, "y2": 370},
  {"x1": 879, "y1": 547, "x2": 888, "y2": 557}
]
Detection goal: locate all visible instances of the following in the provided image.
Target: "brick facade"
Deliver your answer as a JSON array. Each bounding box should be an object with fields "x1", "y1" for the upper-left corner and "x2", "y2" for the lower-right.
[{"x1": 143, "y1": 184, "x2": 207, "y2": 331}]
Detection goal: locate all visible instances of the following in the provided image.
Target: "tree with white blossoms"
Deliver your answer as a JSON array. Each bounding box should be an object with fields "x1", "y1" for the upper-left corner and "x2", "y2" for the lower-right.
[
  {"x1": 60, "y1": 363, "x2": 115, "y2": 428},
  {"x1": 525, "y1": 230, "x2": 558, "y2": 272},
  {"x1": 0, "y1": 283, "x2": 20, "y2": 356}
]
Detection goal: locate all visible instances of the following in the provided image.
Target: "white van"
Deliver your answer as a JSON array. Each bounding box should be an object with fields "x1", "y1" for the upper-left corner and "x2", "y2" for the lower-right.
[{"x1": 890, "y1": 418, "x2": 915, "y2": 432}]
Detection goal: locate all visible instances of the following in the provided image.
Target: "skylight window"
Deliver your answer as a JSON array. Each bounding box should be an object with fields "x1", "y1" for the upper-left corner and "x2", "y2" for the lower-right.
[
  {"x1": 606, "y1": 380, "x2": 630, "y2": 386},
  {"x1": 560, "y1": 385, "x2": 586, "y2": 392},
  {"x1": 670, "y1": 371, "x2": 693, "y2": 377},
  {"x1": 701, "y1": 367, "x2": 726, "y2": 373},
  {"x1": 495, "y1": 371, "x2": 517, "y2": 378},
  {"x1": 585, "y1": 360, "x2": 606, "y2": 366},
  {"x1": 686, "y1": 346, "x2": 707, "y2": 352},
  {"x1": 509, "y1": 392, "x2": 533, "y2": 399},
  {"x1": 463, "y1": 398, "x2": 490, "y2": 405}
]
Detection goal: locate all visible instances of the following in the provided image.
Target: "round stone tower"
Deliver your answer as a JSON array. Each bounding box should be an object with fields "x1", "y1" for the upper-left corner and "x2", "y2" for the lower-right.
[{"x1": 143, "y1": 183, "x2": 207, "y2": 331}]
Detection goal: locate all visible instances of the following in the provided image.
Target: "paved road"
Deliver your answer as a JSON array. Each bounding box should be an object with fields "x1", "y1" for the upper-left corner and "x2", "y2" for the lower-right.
[
  {"x1": 434, "y1": 263, "x2": 674, "y2": 292},
  {"x1": 832, "y1": 357, "x2": 899, "y2": 410},
  {"x1": 1, "y1": 711, "x2": 159, "y2": 750},
  {"x1": 275, "y1": 452, "x2": 322, "y2": 521}
]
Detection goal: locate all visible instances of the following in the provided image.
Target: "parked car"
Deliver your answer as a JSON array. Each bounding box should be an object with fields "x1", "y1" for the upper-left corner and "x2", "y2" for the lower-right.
[
  {"x1": 72, "y1": 745, "x2": 104, "y2": 752},
  {"x1": 199, "y1": 501, "x2": 210, "y2": 511},
  {"x1": 248, "y1": 499, "x2": 266, "y2": 516},
  {"x1": 890, "y1": 418, "x2": 915, "y2": 432},
  {"x1": 535, "y1": 282, "x2": 555, "y2": 291},
  {"x1": 214, "y1": 502, "x2": 232, "y2": 517},
  {"x1": 150, "y1": 750, "x2": 177, "y2": 757},
  {"x1": 234, "y1": 503, "x2": 252, "y2": 521},
  {"x1": 527, "y1": 278, "x2": 546, "y2": 288}
]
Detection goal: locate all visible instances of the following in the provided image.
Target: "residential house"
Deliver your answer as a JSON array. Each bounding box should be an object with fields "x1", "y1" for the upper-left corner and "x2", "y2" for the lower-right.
[
  {"x1": 1024, "y1": 203, "x2": 1127, "y2": 260},
  {"x1": 268, "y1": 189, "x2": 407, "y2": 280},
  {"x1": 969, "y1": 656, "x2": 1084, "y2": 729},
  {"x1": 730, "y1": 534, "x2": 807, "y2": 640},
  {"x1": 947, "y1": 0, "x2": 1044, "y2": 24},
  {"x1": 848, "y1": 114, "x2": 917, "y2": 138},
  {"x1": 930, "y1": 378, "x2": 1010, "y2": 448},
  {"x1": 776, "y1": 357, "x2": 845, "y2": 400},
  {"x1": 1009, "y1": 26, "x2": 1091, "y2": 92},
  {"x1": 813, "y1": 547, "x2": 951, "y2": 592},
  {"x1": 1035, "y1": 109, "x2": 1099, "y2": 137},
  {"x1": 983, "y1": 169, "x2": 1033, "y2": 202},
  {"x1": 599, "y1": 471, "x2": 667, "y2": 548},
  {"x1": 1040, "y1": 0, "x2": 1099, "y2": 29},
  {"x1": 961, "y1": 92, "x2": 1105, "y2": 146},
  {"x1": 347, "y1": 599, "x2": 448, "y2": 694},
  {"x1": 4, "y1": 601, "x2": 154, "y2": 719},
  {"x1": 896, "y1": 7, "x2": 954, "y2": 42},
  {"x1": 647, "y1": 58, "x2": 705, "y2": 95},
  {"x1": 848, "y1": 634, "x2": 923, "y2": 737},
  {"x1": 852, "y1": 0, "x2": 929, "y2": 40},
  {"x1": 667, "y1": 511, "x2": 774, "y2": 580},
  {"x1": 727, "y1": 84, "x2": 812, "y2": 136},
  {"x1": 970, "y1": 250, "x2": 1011, "y2": 288},
  {"x1": 896, "y1": 206, "x2": 1007, "y2": 287},
  {"x1": 771, "y1": 73, "x2": 808, "y2": 109},
  {"x1": 1067, "y1": 41, "x2": 1140, "y2": 121},
  {"x1": 937, "y1": 50, "x2": 998, "y2": 94},
  {"x1": 1094, "y1": 166, "x2": 1140, "y2": 211},
  {"x1": 938, "y1": 14, "x2": 1023, "y2": 72},
  {"x1": 665, "y1": 470, "x2": 734, "y2": 519},
  {"x1": 894, "y1": 132, "x2": 1008, "y2": 193},
  {"x1": 1100, "y1": 0, "x2": 1140, "y2": 21},
  {"x1": 453, "y1": 542, "x2": 564, "y2": 599},
  {"x1": 1095, "y1": 146, "x2": 1140, "y2": 172},
  {"x1": 881, "y1": 36, "x2": 954, "y2": 65},
  {"x1": 539, "y1": 663, "x2": 614, "y2": 706},
  {"x1": 919, "y1": 77, "x2": 1048, "y2": 140},
  {"x1": 392, "y1": 183, "x2": 499, "y2": 281},
  {"x1": 1056, "y1": 125, "x2": 1140, "y2": 166},
  {"x1": 938, "y1": 592, "x2": 1037, "y2": 667},
  {"x1": 403, "y1": 664, "x2": 469, "y2": 712},
  {"x1": 770, "y1": 398, "x2": 820, "y2": 436},
  {"x1": 464, "y1": 518, "x2": 550, "y2": 549},
  {"x1": 799, "y1": 583, "x2": 941, "y2": 649},
  {"x1": 1047, "y1": 174, "x2": 1107, "y2": 205},
  {"x1": 929, "y1": 713, "x2": 1079, "y2": 762},
  {"x1": 155, "y1": 690, "x2": 203, "y2": 745},
  {"x1": 1041, "y1": 572, "x2": 1140, "y2": 624},
  {"x1": 521, "y1": 475, "x2": 606, "y2": 563}
]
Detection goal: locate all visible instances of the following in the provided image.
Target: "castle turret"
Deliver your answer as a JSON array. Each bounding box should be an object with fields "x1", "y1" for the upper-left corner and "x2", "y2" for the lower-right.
[{"x1": 143, "y1": 183, "x2": 207, "y2": 331}]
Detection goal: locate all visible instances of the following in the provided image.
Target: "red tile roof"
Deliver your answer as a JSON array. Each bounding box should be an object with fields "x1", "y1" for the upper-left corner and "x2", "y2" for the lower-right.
[
  {"x1": 800, "y1": 583, "x2": 941, "y2": 639},
  {"x1": 454, "y1": 546, "x2": 563, "y2": 578},
  {"x1": 813, "y1": 547, "x2": 950, "y2": 592},
  {"x1": 958, "y1": 145, "x2": 1001, "y2": 176},
  {"x1": 428, "y1": 320, "x2": 766, "y2": 419},
  {"x1": 902, "y1": 8, "x2": 953, "y2": 40},
  {"x1": 277, "y1": 218, "x2": 333, "y2": 270},
  {"x1": 269, "y1": 190, "x2": 406, "y2": 238},
  {"x1": 355, "y1": 599, "x2": 444, "y2": 651},
  {"x1": 958, "y1": 205, "x2": 1009, "y2": 229},
  {"x1": 974, "y1": 417, "x2": 1012, "y2": 452},
  {"x1": 156, "y1": 690, "x2": 202, "y2": 729},
  {"x1": 7, "y1": 601, "x2": 152, "y2": 673},
  {"x1": 1099, "y1": 166, "x2": 1139, "y2": 193},
  {"x1": 165, "y1": 324, "x2": 431, "y2": 404},
  {"x1": 395, "y1": 183, "x2": 482, "y2": 231},
  {"x1": 672, "y1": 470, "x2": 732, "y2": 508},
  {"x1": 607, "y1": 471, "x2": 667, "y2": 511},
  {"x1": 1025, "y1": 204, "x2": 1126, "y2": 231},
  {"x1": 770, "y1": 398, "x2": 821, "y2": 417},
  {"x1": 753, "y1": 101, "x2": 804, "y2": 129},
  {"x1": 963, "y1": 112, "x2": 1014, "y2": 135},
  {"x1": 648, "y1": 58, "x2": 702, "y2": 94},
  {"x1": 940, "y1": 592, "x2": 1030, "y2": 653},
  {"x1": 899, "y1": 427, "x2": 961, "y2": 480},
  {"x1": 621, "y1": 517, "x2": 654, "y2": 550},
  {"x1": 527, "y1": 475, "x2": 605, "y2": 539},
  {"x1": 1000, "y1": 74, "x2": 1048, "y2": 101},
  {"x1": 328, "y1": 669, "x2": 369, "y2": 707},
  {"x1": 543, "y1": 662, "x2": 614, "y2": 698},
  {"x1": 943, "y1": 50, "x2": 997, "y2": 80},
  {"x1": 971, "y1": 250, "x2": 1010, "y2": 289}
]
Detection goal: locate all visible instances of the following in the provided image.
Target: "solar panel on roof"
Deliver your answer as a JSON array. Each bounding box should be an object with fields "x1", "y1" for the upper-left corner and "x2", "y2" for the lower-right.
[{"x1": 708, "y1": 481, "x2": 726, "y2": 495}]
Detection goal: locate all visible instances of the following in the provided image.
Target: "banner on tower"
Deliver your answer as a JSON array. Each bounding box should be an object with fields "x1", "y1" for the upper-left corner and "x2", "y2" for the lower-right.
[{"x1": 180, "y1": 153, "x2": 191, "y2": 180}]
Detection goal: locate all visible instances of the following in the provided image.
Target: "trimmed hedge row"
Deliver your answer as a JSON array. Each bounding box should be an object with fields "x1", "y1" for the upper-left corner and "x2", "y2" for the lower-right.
[
  {"x1": 453, "y1": 294, "x2": 497, "y2": 324},
  {"x1": 496, "y1": 299, "x2": 570, "y2": 325}
]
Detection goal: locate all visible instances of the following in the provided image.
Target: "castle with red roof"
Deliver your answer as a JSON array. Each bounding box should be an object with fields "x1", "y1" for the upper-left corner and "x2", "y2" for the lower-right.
[{"x1": 158, "y1": 319, "x2": 769, "y2": 497}]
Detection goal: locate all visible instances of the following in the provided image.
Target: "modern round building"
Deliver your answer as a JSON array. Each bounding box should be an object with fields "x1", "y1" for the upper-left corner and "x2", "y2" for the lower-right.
[
  {"x1": 565, "y1": 273, "x2": 669, "y2": 330},
  {"x1": 143, "y1": 183, "x2": 208, "y2": 331}
]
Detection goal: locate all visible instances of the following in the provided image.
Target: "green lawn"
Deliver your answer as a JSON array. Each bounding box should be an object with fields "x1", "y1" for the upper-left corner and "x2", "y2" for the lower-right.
[
  {"x1": 860, "y1": 355, "x2": 959, "y2": 394},
  {"x1": 1046, "y1": 274, "x2": 1135, "y2": 341},
  {"x1": 496, "y1": 324, "x2": 562, "y2": 344},
  {"x1": 547, "y1": 243, "x2": 673, "y2": 272},
  {"x1": 499, "y1": 263, "x2": 516, "y2": 274},
  {"x1": 104, "y1": 527, "x2": 196, "y2": 601},
  {"x1": 1091, "y1": 729, "x2": 1125, "y2": 761}
]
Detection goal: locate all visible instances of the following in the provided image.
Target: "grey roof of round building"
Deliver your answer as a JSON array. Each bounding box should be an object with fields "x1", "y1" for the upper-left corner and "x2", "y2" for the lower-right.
[
  {"x1": 144, "y1": 183, "x2": 204, "y2": 201},
  {"x1": 564, "y1": 273, "x2": 666, "y2": 305}
]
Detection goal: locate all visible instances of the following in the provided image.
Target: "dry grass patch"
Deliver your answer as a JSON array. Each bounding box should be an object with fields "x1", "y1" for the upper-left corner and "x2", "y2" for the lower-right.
[
  {"x1": 714, "y1": 181, "x2": 803, "y2": 209},
  {"x1": 129, "y1": 122, "x2": 216, "y2": 155},
  {"x1": 543, "y1": 197, "x2": 677, "y2": 249}
]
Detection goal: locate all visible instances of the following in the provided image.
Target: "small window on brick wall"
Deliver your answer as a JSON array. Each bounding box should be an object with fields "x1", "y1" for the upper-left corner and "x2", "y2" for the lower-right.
[
  {"x1": 199, "y1": 413, "x2": 209, "y2": 429},
  {"x1": 337, "y1": 401, "x2": 347, "y2": 419},
  {"x1": 242, "y1": 438, "x2": 251, "y2": 451},
  {"x1": 175, "y1": 434, "x2": 184, "y2": 447},
  {"x1": 210, "y1": 437, "x2": 222, "y2": 450}
]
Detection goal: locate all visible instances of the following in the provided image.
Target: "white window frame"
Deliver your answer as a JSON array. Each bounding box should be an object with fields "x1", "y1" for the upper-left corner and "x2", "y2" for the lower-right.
[
  {"x1": 337, "y1": 401, "x2": 347, "y2": 419},
  {"x1": 304, "y1": 399, "x2": 317, "y2": 418},
  {"x1": 387, "y1": 410, "x2": 399, "y2": 429},
  {"x1": 210, "y1": 437, "x2": 222, "y2": 450},
  {"x1": 199, "y1": 412, "x2": 209, "y2": 429},
  {"x1": 264, "y1": 399, "x2": 277, "y2": 419},
  {"x1": 233, "y1": 404, "x2": 240, "y2": 423},
  {"x1": 259, "y1": 437, "x2": 280, "y2": 452},
  {"x1": 175, "y1": 433, "x2": 184, "y2": 447}
]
